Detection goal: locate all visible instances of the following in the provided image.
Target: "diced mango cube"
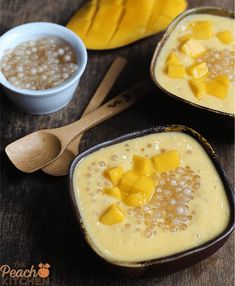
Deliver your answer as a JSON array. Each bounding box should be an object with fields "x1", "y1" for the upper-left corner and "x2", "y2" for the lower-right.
[
  {"x1": 104, "y1": 166, "x2": 124, "y2": 185},
  {"x1": 178, "y1": 34, "x2": 193, "y2": 42},
  {"x1": 122, "y1": 192, "x2": 147, "y2": 207},
  {"x1": 166, "y1": 52, "x2": 181, "y2": 66},
  {"x1": 100, "y1": 204, "x2": 125, "y2": 225},
  {"x1": 216, "y1": 31, "x2": 234, "y2": 44},
  {"x1": 168, "y1": 65, "x2": 186, "y2": 79},
  {"x1": 132, "y1": 155, "x2": 153, "y2": 176},
  {"x1": 188, "y1": 62, "x2": 208, "y2": 78},
  {"x1": 192, "y1": 21, "x2": 213, "y2": 40},
  {"x1": 153, "y1": 150, "x2": 180, "y2": 172},
  {"x1": 181, "y1": 39, "x2": 206, "y2": 57},
  {"x1": 216, "y1": 75, "x2": 230, "y2": 87},
  {"x1": 104, "y1": 187, "x2": 121, "y2": 200},
  {"x1": 132, "y1": 176, "x2": 156, "y2": 201},
  {"x1": 205, "y1": 78, "x2": 228, "y2": 100},
  {"x1": 189, "y1": 79, "x2": 206, "y2": 99},
  {"x1": 119, "y1": 171, "x2": 139, "y2": 193}
]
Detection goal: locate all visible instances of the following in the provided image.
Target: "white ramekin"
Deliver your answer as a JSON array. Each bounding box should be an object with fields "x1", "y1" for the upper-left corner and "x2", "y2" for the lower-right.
[{"x1": 0, "y1": 22, "x2": 87, "y2": 114}]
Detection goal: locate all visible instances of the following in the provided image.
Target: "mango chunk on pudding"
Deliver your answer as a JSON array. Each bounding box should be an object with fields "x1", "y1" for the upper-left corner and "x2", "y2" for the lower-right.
[
  {"x1": 72, "y1": 132, "x2": 230, "y2": 263},
  {"x1": 155, "y1": 14, "x2": 235, "y2": 114}
]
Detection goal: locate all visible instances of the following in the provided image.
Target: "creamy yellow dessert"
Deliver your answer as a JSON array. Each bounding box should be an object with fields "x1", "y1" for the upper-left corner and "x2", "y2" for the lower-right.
[
  {"x1": 155, "y1": 14, "x2": 235, "y2": 114},
  {"x1": 73, "y1": 132, "x2": 230, "y2": 264}
]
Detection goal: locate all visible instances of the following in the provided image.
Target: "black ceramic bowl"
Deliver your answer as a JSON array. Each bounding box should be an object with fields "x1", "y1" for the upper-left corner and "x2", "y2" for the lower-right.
[
  {"x1": 68, "y1": 125, "x2": 234, "y2": 276},
  {"x1": 150, "y1": 7, "x2": 235, "y2": 119}
]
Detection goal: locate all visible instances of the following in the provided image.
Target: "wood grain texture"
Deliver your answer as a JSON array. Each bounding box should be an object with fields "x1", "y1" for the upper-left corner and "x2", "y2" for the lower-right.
[{"x1": 0, "y1": 1, "x2": 234, "y2": 286}]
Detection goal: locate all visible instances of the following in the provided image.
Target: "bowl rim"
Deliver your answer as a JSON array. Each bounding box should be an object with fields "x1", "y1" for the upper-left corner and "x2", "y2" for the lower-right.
[
  {"x1": 68, "y1": 124, "x2": 234, "y2": 268},
  {"x1": 150, "y1": 6, "x2": 235, "y2": 118},
  {"x1": 0, "y1": 22, "x2": 87, "y2": 97}
]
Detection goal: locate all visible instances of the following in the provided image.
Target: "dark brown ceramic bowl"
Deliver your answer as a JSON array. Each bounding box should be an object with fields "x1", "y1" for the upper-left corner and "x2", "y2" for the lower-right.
[
  {"x1": 68, "y1": 125, "x2": 234, "y2": 276},
  {"x1": 150, "y1": 7, "x2": 235, "y2": 119}
]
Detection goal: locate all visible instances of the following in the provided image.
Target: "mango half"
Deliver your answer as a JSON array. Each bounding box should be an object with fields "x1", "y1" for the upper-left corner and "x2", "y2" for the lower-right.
[{"x1": 67, "y1": 0, "x2": 187, "y2": 50}]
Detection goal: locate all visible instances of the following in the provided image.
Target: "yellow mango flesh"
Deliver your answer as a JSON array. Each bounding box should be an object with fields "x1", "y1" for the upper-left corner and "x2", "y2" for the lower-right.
[
  {"x1": 104, "y1": 187, "x2": 122, "y2": 200},
  {"x1": 216, "y1": 75, "x2": 230, "y2": 87},
  {"x1": 67, "y1": 1, "x2": 98, "y2": 39},
  {"x1": 188, "y1": 62, "x2": 208, "y2": 79},
  {"x1": 192, "y1": 21, "x2": 213, "y2": 40},
  {"x1": 122, "y1": 192, "x2": 147, "y2": 207},
  {"x1": 132, "y1": 155, "x2": 153, "y2": 176},
  {"x1": 132, "y1": 176, "x2": 156, "y2": 200},
  {"x1": 178, "y1": 34, "x2": 193, "y2": 42},
  {"x1": 168, "y1": 65, "x2": 186, "y2": 79},
  {"x1": 189, "y1": 79, "x2": 206, "y2": 99},
  {"x1": 205, "y1": 77, "x2": 228, "y2": 100},
  {"x1": 100, "y1": 204, "x2": 125, "y2": 225},
  {"x1": 153, "y1": 150, "x2": 180, "y2": 172},
  {"x1": 104, "y1": 166, "x2": 124, "y2": 185},
  {"x1": 85, "y1": 0, "x2": 124, "y2": 49},
  {"x1": 166, "y1": 52, "x2": 181, "y2": 66},
  {"x1": 216, "y1": 31, "x2": 234, "y2": 44},
  {"x1": 119, "y1": 171, "x2": 139, "y2": 193},
  {"x1": 67, "y1": 0, "x2": 187, "y2": 50},
  {"x1": 181, "y1": 39, "x2": 206, "y2": 57}
]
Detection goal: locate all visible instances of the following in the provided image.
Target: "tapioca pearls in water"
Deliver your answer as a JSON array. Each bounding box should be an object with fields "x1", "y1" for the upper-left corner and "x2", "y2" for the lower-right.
[{"x1": 0, "y1": 37, "x2": 78, "y2": 90}]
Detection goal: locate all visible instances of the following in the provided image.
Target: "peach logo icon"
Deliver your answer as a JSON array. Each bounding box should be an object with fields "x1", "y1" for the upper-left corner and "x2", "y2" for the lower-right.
[{"x1": 38, "y1": 263, "x2": 50, "y2": 278}]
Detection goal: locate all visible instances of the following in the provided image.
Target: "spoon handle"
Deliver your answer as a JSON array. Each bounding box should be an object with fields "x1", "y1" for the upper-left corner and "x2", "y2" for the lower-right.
[
  {"x1": 67, "y1": 57, "x2": 127, "y2": 154},
  {"x1": 52, "y1": 81, "x2": 150, "y2": 150},
  {"x1": 83, "y1": 57, "x2": 127, "y2": 116}
]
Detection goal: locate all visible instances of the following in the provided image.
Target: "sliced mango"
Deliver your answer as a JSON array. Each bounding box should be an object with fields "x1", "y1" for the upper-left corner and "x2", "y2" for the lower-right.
[
  {"x1": 104, "y1": 187, "x2": 121, "y2": 200},
  {"x1": 100, "y1": 204, "x2": 125, "y2": 225},
  {"x1": 67, "y1": 1, "x2": 98, "y2": 39},
  {"x1": 122, "y1": 192, "x2": 147, "y2": 207},
  {"x1": 132, "y1": 155, "x2": 153, "y2": 176},
  {"x1": 104, "y1": 166, "x2": 124, "y2": 185},
  {"x1": 161, "y1": 0, "x2": 187, "y2": 19},
  {"x1": 181, "y1": 39, "x2": 206, "y2": 57},
  {"x1": 192, "y1": 21, "x2": 213, "y2": 40},
  {"x1": 132, "y1": 176, "x2": 156, "y2": 200},
  {"x1": 85, "y1": 0, "x2": 125, "y2": 49},
  {"x1": 153, "y1": 150, "x2": 180, "y2": 172},
  {"x1": 188, "y1": 62, "x2": 208, "y2": 78},
  {"x1": 205, "y1": 77, "x2": 228, "y2": 100},
  {"x1": 189, "y1": 79, "x2": 206, "y2": 99},
  {"x1": 166, "y1": 52, "x2": 181, "y2": 66},
  {"x1": 119, "y1": 171, "x2": 139, "y2": 193},
  {"x1": 216, "y1": 31, "x2": 234, "y2": 44},
  {"x1": 67, "y1": 0, "x2": 187, "y2": 50},
  {"x1": 168, "y1": 65, "x2": 186, "y2": 79}
]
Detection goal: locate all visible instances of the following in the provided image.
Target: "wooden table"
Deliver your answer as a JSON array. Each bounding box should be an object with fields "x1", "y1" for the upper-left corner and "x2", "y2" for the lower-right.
[{"x1": 1, "y1": 1, "x2": 234, "y2": 285}]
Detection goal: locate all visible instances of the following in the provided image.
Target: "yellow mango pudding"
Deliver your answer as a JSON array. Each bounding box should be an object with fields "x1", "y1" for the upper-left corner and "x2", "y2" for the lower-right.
[
  {"x1": 71, "y1": 128, "x2": 232, "y2": 266},
  {"x1": 153, "y1": 10, "x2": 235, "y2": 115}
]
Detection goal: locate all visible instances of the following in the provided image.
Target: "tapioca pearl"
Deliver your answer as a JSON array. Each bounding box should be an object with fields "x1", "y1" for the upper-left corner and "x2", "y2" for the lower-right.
[
  {"x1": 176, "y1": 206, "x2": 187, "y2": 215},
  {"x1": 30, "y1": 68, "x2": 37, "y2": 75},
  {"x1": 111, "y1": 154, "x2": 118, "y2": 161},
  {"x1": 64, "y1": 54, "x2": 71, "y2": 62},
  {"x1": 58, "y1": 48, "x2": 64, "y2": 55},
  {"x1": 17, "y1": 73, "x2": 25, "y2": 79},
  {"x1": 183, "y1": 187, "x2": 192, "y2": 196}
]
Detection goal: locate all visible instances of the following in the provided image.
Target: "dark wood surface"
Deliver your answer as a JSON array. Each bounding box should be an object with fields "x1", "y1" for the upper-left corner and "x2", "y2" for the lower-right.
[{"x1": 1, "y1": 0, "x2": 234, "y2": 285}]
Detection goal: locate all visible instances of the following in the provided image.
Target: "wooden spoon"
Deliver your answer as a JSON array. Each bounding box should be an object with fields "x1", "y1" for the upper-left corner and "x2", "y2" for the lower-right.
[
  {"x1": 42, "y1": 57, "x2": 127, "y2": 176},
  {"x1": 5, "y1": 81, "x2": 150, "y2": 173}
]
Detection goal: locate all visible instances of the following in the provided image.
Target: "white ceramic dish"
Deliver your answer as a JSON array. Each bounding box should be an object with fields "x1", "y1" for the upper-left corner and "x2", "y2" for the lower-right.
[{"x1": 0, "y1": 22, "x2": 87, "y2": 114}]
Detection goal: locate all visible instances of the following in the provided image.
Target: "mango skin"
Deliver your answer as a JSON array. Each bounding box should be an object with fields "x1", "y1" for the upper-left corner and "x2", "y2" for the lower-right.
[{"x1": 67, "y1": 0, "x2": 187, "y2": 50}]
